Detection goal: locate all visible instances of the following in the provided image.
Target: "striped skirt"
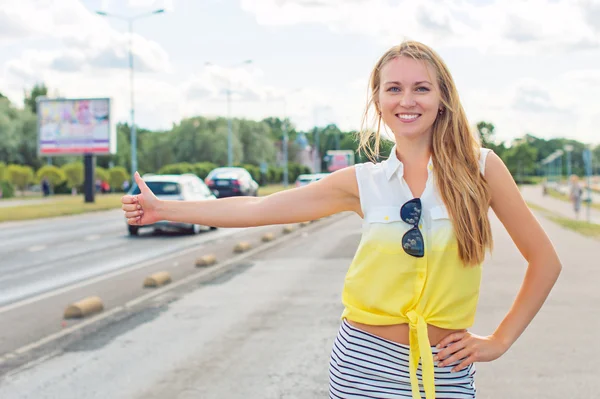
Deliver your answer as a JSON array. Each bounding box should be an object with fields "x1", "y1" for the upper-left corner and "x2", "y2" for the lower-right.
[{"x1": 329, "y1": 319, "x2": 476, "y2": 399}]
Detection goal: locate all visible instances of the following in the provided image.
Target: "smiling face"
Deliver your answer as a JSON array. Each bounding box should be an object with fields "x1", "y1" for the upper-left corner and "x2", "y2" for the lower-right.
[{"x1": 377, "y1": 56, "x2": 442, "y2": 141}]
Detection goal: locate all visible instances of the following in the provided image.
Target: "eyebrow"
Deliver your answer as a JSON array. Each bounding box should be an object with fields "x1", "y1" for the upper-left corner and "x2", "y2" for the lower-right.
[{"x1": 383, "y1": 81, "x2": 433, "y2": 86}]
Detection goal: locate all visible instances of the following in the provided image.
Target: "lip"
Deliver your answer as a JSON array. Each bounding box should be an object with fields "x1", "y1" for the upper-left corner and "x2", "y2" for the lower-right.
[{"x1": 395, "y1": 114, "x2": 421, "y2": 123}]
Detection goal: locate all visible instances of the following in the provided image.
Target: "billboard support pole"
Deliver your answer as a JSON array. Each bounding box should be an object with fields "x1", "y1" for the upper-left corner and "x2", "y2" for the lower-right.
[{"x1": 84, "y1": 154, "x2": 95, "y2": 203}]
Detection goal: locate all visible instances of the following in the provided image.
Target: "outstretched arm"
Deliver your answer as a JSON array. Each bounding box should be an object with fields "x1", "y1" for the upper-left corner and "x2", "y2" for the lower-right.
[{"x1": 122, "y1": 167, "x2": 361, "y2": 228}]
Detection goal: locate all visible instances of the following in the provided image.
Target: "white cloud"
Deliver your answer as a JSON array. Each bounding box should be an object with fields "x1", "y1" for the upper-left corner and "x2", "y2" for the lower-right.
[{"x1": 241, "y1": 0, "x2": 599, "y2": 54}]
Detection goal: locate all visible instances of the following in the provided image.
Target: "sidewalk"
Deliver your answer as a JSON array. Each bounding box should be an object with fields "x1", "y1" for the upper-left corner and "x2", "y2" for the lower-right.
[{"x1": 519, "y1": 184, "x2": 599, "y2": 225}]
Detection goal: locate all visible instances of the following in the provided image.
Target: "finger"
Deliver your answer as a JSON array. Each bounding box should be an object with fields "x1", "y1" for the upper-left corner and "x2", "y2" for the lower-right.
[
  {"x1": 127, "y1": 217, "x2": 141, "y2": 225},
  {"x1": 125, "y1": 210, "x2": 142, "y2": 218},
  {"x1": 121, "y1": 195, "x2": 137, "y2": 204},
  {"x1": 451, "y1": 355, "x2": 476, "y2": 373},
  {"x1": 438, "y1": 348, "x2": 469, "y2": 368},
  {"x1": 435, "y1": 339, "x2": 467, "y2": 362},
  {"x1": 436, "y1": 331, "x2": 467, "y2": 350},
  {"x1": 122, "y1": 204, "x2": 139, "y2": 212},
  {"x1": 134, "y1": 172, "x2": 152, "y2": 196}
]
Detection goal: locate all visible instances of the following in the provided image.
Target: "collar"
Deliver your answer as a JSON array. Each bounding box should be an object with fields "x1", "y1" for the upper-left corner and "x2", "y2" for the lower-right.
[{"x1": 384, "y1": 145, "x2": 434, "y2": 181}]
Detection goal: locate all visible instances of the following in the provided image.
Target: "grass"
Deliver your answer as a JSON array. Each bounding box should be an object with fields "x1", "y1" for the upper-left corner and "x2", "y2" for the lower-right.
[
  {"x1": 526, "y1": 201, "x2": 600, "y2": 239},
  {"x1": 546, "y1": 188, "x2": 600, "y2": 211},
  {"x1": 546, "y1": 216, "x2": 600, "y2": 238},
  {"x1": 0, "y1": 184, "x2": 292, "y2": 223},
  {"x1": 258, "y1": 184, "x2": 291, "y2": 196},
  {"x1": 0, "y1": 194, "x2": 124, "y2": 223}
]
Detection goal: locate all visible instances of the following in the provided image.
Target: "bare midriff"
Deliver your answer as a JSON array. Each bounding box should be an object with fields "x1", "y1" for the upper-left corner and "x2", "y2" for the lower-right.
[{"x1": 346, "y1": 319, "x2": 465, "y2": 347}]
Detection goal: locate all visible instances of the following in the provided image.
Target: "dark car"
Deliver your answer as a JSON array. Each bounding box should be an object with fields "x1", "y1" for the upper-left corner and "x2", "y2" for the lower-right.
[{"x1": 205, "y1": 167, "x2": 259, "y2": 198}]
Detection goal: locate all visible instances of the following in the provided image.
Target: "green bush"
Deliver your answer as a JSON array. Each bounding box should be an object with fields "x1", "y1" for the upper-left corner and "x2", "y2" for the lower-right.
[
  {"x1": 0, "y1": 180, "x2": 15, "y2": 199},
  {"x1": 95, "y1": 166, "x2": 109, "y2": 182},
  {"x1": 61, "y1": 163, "x2": 84, "y2": 191},
  {"x1": 267, "y1": 166, "x2": 283, "y2": 184},
  {"x1": 192, "y1": 162, "x2": 218, "y2": 180},
  {"x1": 158, "y1": 162, "x2": 195, "y2": 175},
  {"x1": 36, "y1": 165, "x2": 66, "y2": 186},
  {"x1": 0, "y1": 162, "x2": 6, "y2": 181},
  {"x1": 108, "y1": 166, "x2": 130, "y2": 192},
  {"x1": 7, "y1": 164, "x2": 34, "y2": 195}
]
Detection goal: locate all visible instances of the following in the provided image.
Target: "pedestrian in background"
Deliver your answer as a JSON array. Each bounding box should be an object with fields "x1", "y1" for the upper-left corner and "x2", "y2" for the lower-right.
[
  {"x1": 121, "y1": 41, "x2": 561, "y2": 399},
  {"x1": 569, "y1": 174, "x2": 583, "y2": 219}
]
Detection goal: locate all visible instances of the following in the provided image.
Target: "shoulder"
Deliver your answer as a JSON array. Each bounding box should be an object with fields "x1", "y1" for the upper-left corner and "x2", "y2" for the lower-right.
[
  {"x1": 478, "y1": 147, "x2": 494, "y2": 176},
  {"x1": 481, "y1": 151, "x2": 514, "y2": 202},
  {"x1": 355, "y1": 159, "x2": 387, "y2": 177}
]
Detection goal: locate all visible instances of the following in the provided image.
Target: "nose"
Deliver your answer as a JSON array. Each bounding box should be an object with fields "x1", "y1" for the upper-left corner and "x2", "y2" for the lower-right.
[{"x1": 399, "y1": 92, "x2": 416, "y2": 108}]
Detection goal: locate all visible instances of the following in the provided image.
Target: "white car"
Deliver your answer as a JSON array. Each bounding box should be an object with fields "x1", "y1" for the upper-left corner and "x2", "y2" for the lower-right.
[
  {"x1": 295, "y1": 173, "x2": 330, "y2": 187},
  {"x1": 126, "y1": 173, "x2": 218, "y2": 236}
]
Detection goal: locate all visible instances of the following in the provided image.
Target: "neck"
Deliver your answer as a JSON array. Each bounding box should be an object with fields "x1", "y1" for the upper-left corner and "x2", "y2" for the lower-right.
[{"x1": 393, "y1": 133, "x2": 433, "y2": 167}]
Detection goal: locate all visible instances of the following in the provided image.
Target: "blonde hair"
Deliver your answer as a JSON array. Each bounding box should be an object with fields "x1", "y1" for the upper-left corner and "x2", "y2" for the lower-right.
[{"x1": 358, "y1": 41, "x2": 493, "y2": 266}]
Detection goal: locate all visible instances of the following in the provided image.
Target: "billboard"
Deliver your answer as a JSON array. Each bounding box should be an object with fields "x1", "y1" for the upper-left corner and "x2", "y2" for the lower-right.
[
  {"x1": 325, "y1": 150, "x2": 355, "y2": 172},
  {"x1": 37, "y1": 97, "x2": 116, "y2": 156}
]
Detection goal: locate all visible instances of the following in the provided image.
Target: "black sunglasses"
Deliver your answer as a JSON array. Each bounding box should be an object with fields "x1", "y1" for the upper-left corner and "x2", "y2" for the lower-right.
[{"x1": 400, "y1": 198, "x2": 424, "y2": 257}]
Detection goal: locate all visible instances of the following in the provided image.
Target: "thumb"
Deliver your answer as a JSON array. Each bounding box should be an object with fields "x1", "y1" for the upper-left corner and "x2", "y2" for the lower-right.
[{"x1": 134, "y1": 172, "x2": 152, "y2": 196}]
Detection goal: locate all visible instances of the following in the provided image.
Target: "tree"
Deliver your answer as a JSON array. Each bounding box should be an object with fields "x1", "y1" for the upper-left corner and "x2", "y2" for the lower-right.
[
  {"x1": 503, "y1": 141, "x2": 538, "y2": 182},
  {"x1": 36, "y1": 165, "x2": 66, "y2": 187},
  {"x1": 476, "y1": 121, "x2": 495, "y2": 147},
  {"x1": 7, "y1": 164, "x2": 34, "y2": 195},
  {"x1": 24, "y1": 82, "x2": 48, "y2": 114},
  {"x1": 95, "y1": 166, "x2": 109, "y2": 182},
  {"x1": 61, "y1": 163, "x2": 84, "y2": 192},
  {"x1": 108, "y1": 166, "x2": 129, "y2": 192}
]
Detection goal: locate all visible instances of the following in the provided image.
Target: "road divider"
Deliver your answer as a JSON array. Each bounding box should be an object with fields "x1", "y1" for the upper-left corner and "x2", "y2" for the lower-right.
[
  {"x1": 143, "y1": 271, "x2": 172, "y2": 288},
  {"x1": 283, "y1": 225, "x2": 295, "y2": 234},
  {"x1": 261, "y1": 232, "x2": 276, "y2": 242},
  {"x1": 63, "y1": 296, "x2": 104, "y2": 319},
  {"x1": 300, "y1": 221, "x2": 310, "y2": 227},
  {"x1": 195, "y1": 254, "x2": 217, "y2": 267},
  {"x1": 234, "y1": 241, "x2": 252, "y2": 253}
]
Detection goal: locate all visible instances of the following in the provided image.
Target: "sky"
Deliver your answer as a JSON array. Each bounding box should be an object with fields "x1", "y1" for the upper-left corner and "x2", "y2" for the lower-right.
[{"x1": 0, "y1": 0, "x2": 599, "y2": 145}]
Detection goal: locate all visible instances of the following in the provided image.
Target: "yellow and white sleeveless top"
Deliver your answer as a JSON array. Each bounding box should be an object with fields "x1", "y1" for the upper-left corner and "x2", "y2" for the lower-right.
[{"x1": 341, "y1": 146, "x2": 492, "y2": 399}]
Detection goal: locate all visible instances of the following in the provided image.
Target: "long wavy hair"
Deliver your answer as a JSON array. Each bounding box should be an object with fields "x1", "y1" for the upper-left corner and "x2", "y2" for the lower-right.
[{"x1": 358, "y1": 40, "x2": 493, "y2": 266}]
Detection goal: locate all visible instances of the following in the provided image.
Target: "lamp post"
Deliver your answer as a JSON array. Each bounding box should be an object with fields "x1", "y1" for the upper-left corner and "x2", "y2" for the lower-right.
[
  {"x1": 205, "y1": 60, "x2": 253, "y2": 167},
  {"x1": 279, "y1": 89, "x2": 302, "y2": 188},
  {"x1": 564, "y1": 144, "x2": 574, "y2": 179},
  {"x1": 96, "y1": 9, "x2": 165, "y2": 180}
]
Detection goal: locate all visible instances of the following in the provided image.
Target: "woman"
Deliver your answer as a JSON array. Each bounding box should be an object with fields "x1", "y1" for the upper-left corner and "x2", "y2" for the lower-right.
[{"x1": 121, "y1": 41, "x2": 561, "y2": 398}]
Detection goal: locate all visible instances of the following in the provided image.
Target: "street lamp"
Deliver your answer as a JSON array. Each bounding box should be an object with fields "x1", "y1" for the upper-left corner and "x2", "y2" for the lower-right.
[
  {"x1": 96, "y1": 9, "x2": 165, "y2": 180},
  {"x1": 204, "y1": 60, "x2": 253, "y2": 167}
]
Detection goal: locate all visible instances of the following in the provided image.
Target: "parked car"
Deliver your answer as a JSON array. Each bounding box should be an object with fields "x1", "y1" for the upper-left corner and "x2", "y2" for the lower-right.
[
  {"x1": 126, "y1": 173, "x2": 218, "y2": 236},
  {"x1": 295, "y1": 173, "x2": 330, "y2": 187},
  {"x1": 204, "y1": 167, "x2": 259, "y2": 198}
]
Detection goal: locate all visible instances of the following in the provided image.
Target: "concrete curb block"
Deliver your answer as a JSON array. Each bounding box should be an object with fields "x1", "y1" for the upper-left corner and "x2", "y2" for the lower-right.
[
  {"x1": 0, "y1": 213, "x2": 351, "y2": 368},
  {"x1": 143, "y1": 271, "x2": 172, "y2": 288},
  {"x1": 234, "y1": 241, "x2": 252, "y2": 253},
  {"x1": 261, "y1": 232, "x2": 276, "y2": 242},
  {"x1": 299, "y1": 221, "x2": 310, "y2": 227},
  {"x1": 282, "y1": 225, "x2": 295, "y2": 234},
  {"x1": 63, "y1": 296, "x2": 104, "y2": 319},
  {"x1": 195, "y1": 254, "x2": 217, "y2": 267}
]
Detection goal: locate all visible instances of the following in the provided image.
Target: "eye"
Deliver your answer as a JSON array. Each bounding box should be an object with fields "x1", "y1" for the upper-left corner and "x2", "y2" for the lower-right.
[
  {"x1": 387, "y1": 87, "x2": 400, "y2": 92},
  {"x1": 416, "y1": 87, "x2": 430, "y2": 92}
]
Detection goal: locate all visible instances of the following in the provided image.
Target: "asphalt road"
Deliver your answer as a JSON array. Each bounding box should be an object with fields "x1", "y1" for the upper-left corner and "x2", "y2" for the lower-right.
[
  {"x1": 0, "y1": 209, "x2": 248, "y2": 307},
  {"x1": 0, "y1": 208, "x2": 597, "y2": 398}
]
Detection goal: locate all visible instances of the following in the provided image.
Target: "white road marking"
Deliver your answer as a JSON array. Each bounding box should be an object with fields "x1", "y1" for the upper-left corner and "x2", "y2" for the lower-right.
[
  {"x1": 27, "y1": 245, "x2": 46, "y2": 252},
  {"x1": 0, "y1": 215, "x2": 347, "y2": 369},
  {"x1": 84, "y1": 234, "x2": 101, "y2": 241}
]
